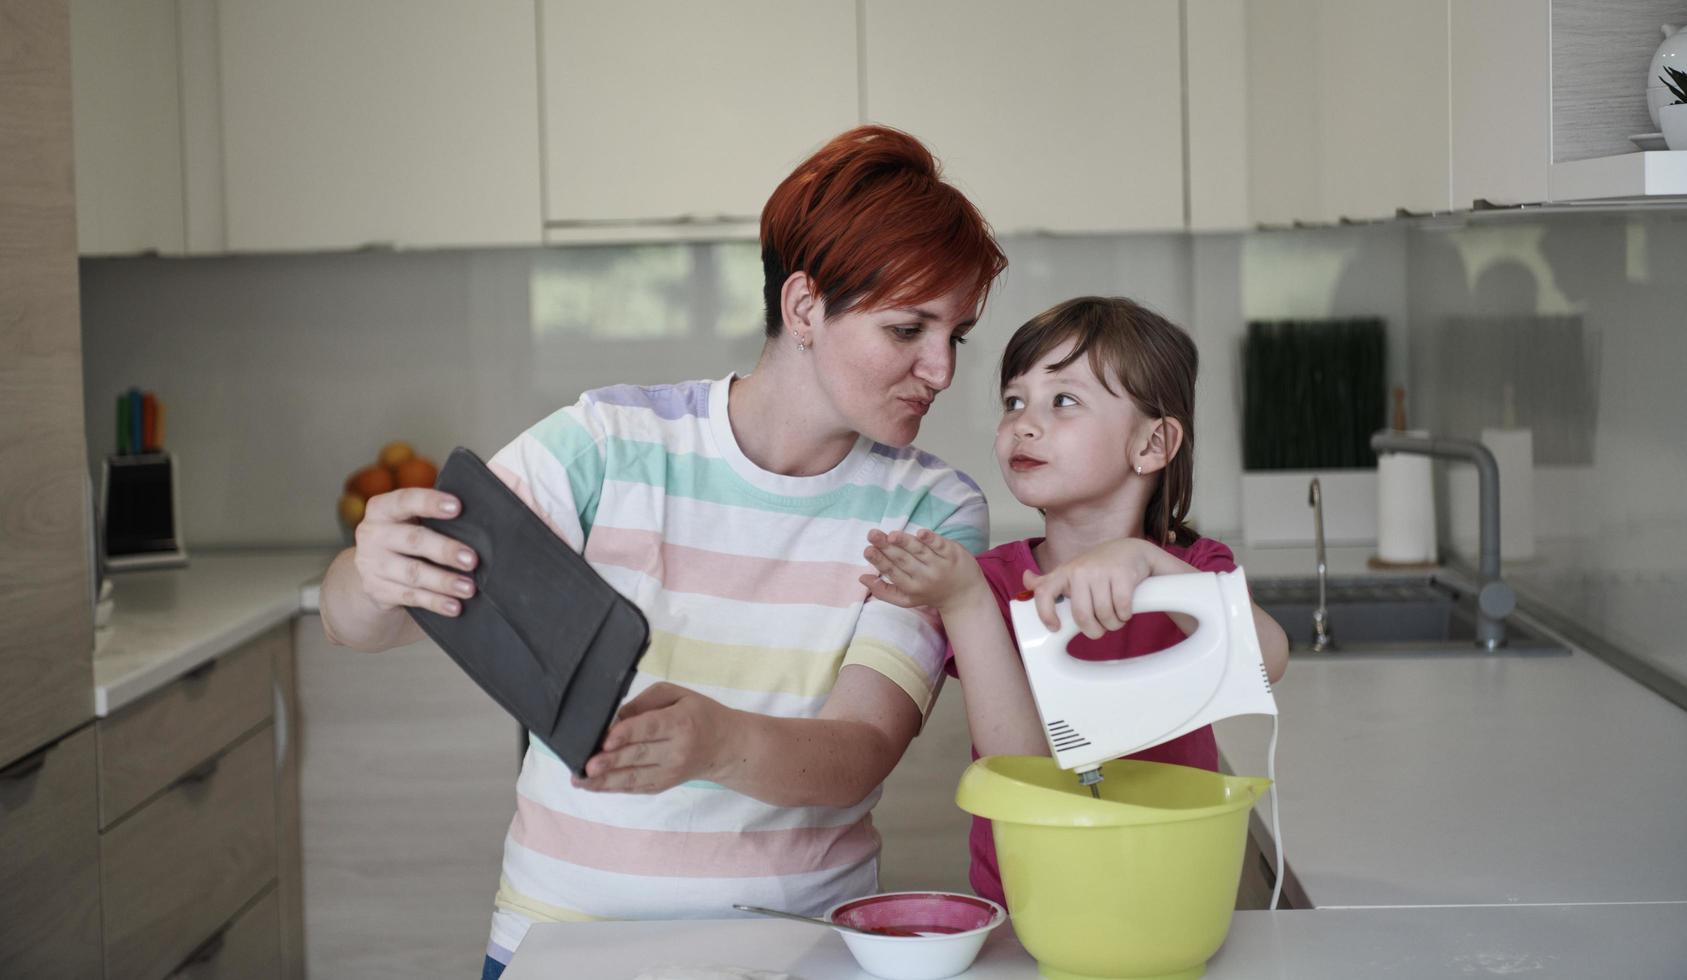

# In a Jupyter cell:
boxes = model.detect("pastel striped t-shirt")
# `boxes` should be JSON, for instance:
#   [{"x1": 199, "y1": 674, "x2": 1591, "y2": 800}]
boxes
[{"x1": 481, "y1": 374, "x2": 989, "y2": 964}]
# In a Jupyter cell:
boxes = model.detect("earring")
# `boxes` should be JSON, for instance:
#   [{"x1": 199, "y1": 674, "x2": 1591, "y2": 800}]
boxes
[
  {"x1": 796, "y1": 337, "x2": 808, "y2": 352},
  {"x1": 1135, "y1": 464, "x2": 1143, "y2": 475}
]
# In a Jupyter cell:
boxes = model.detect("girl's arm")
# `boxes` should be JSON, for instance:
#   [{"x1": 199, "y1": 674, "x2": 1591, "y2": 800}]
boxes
[
  {"x1": 862, "y1": 529, "x2": 1048, "y2": 758},
  {"x1": 934, "y1": 585, "x2": 1049, "y2": 757},
  {"x1": 1024, "y1": 538, "x2": 1289, "y2": 684}
]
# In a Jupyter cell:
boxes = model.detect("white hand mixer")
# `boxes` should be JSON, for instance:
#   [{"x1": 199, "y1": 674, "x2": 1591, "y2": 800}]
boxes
[{"x1": 1009, "y1": 566, "x2": 1286, "y2": 908}]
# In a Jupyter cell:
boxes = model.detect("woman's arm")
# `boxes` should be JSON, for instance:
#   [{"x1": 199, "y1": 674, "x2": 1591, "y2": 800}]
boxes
[
  {"x1": 569, "y1": 668, "x2": 921, "y2": 808},
  {"x1": 319, "y1": 487, "x2": 478, "y2": 651}
]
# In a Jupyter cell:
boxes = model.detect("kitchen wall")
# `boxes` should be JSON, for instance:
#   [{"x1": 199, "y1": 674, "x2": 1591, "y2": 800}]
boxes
[
  {"x1": 81, "y1": 212, "x2": 1687, "y2": 685},
  {"x1": 79, "y1": 233, "x2": 1259, "y2": 550},
  {"x1": 1239, "y1": 210, "x2": 1687, "y2": 688}
]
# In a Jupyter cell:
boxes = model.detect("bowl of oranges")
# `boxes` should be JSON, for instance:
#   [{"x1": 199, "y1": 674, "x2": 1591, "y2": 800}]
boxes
[{"x1": 338, "y1": 441, "x2": 439, "y2": 544}]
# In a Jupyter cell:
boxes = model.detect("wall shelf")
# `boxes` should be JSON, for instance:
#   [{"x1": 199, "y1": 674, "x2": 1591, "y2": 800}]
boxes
[{"x1": 1551, "y1": 151, "x2": 1687, "y2": 203}]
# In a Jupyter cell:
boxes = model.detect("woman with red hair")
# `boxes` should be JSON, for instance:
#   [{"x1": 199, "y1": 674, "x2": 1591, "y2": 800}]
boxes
[{"x1": 318, "y1": 126, "x2": 1006, "y2": 976}]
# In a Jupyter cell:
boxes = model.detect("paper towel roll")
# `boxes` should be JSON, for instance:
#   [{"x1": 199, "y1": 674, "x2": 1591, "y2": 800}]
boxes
[
  {"x1": 1481, "y1": 427, "x2": 1535, "y2": 561},
  {"x1": 1376, "y1": 451, "x2": 1436, "y2": 564}
]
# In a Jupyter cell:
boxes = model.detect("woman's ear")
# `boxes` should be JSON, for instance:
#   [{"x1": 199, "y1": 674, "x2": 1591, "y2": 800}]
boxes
[
  {"x1": 778, "y1": 272, "x2": 821, "y2": 348},
  {"x1": 1137, "y1": 418, "x2": 1185, "y2": 473}
]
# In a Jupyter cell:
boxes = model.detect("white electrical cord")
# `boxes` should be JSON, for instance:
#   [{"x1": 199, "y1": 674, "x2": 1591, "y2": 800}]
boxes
[{"x1": 1267, "y1": 714, "x2": 1285, "y2": 910}]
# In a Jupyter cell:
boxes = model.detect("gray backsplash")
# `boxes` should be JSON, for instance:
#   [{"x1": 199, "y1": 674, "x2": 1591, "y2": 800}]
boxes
[
  {"x1": 79, "y1": 233, "x2": 1239, "y2": 550},
  {"x1": 80, "y1": 214, "x2": 1687, "y2": 685},
  {"x1": 78, "y1": 214, "x2": 1687, "y2": 551}
]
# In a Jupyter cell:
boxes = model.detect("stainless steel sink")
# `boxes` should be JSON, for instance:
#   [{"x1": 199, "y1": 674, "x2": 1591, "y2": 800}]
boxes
[{"x1": 1252, "y1": 577, "x2": 1567, "y2": 655}]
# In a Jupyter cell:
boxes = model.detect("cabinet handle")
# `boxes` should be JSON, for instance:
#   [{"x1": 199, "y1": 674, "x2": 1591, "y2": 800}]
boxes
[
  {"x1": 175, "y1": 927, "x2": 227, "y2": 971},
  {"x1": 0, "y1": 746, "x2": 48, "y2": 782},
  {"x1": 176, "y1": 756, "x2": 220, "y2": 786},
  {"x1": 183, "y1": 659, "x2": 217, "y2": 682}
]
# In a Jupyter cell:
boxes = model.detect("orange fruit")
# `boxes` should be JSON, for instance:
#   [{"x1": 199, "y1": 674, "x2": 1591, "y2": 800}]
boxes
[
  {"x1": 394, "y1": 456, "x2": 438, "y2": 489},
  {"x1": 378, "y1": 440, "x2": 415, "y2": 469},
  {"x1": 337, "y1": 492, "x2": 366, "y2": 528},
  {"x1": 347, "y1": 464, "x2": 396, "y2": 501}
]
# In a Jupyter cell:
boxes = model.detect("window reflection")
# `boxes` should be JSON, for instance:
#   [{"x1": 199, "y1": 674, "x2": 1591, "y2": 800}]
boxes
[{"x1": 529, "y1": 241, "x2": 763, "y2": 341}]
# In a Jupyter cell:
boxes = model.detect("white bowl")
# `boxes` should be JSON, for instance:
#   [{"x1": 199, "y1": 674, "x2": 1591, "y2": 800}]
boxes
[{"x1": 825, "y1": 891, "x2": 1006, "y2": 980}]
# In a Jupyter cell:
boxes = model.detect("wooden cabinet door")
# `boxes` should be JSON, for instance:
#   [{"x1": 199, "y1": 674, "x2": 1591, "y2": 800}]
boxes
[
  {"x1": 217, "y1": 0, "x2": 543, "y2": 251},
  {"x1": 0, "y1": 727, "x2": 102, "y2": 980},
  {"x1": 101, "y1": 726, "x2": 277, "y2": 980},
  {"x1": 864, "y1": 0, "x2": 1185, "y2": 234},
  {"x1": 539, "y1": 0, "x2": 859, "y2": 227},
  {"x1": 295, "y1": 616, "x2": 515, "y2": 979},
  {"x1": 0, "y1": 0, "x2": 94, "y2": 768},
  {"x1": 68, "y1": 0, "x2": 186, "y2": 255}
]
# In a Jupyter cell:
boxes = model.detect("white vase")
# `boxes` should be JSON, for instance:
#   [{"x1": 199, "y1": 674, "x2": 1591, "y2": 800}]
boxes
[
  {"x1": 1663, "y1": 103, "x2": 1687, "y2": 151},
  {"x1": 1648, "y1": 24, "x2": 1687, "y2": 129}
]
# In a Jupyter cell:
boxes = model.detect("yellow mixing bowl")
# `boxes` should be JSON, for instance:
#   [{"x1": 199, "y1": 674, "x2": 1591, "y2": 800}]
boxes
[{"x1": 954, "y1": 756, "x2": 1269, "y2": 980}]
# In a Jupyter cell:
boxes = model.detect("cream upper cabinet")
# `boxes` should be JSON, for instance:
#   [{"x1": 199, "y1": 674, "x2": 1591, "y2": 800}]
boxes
[
  {"x1": 217, "y1": 0, "x2": 543, "y2": 251},
  {"x1": 69, "y1": 0, "x2": 185, "y2": 255},
  {"x1": 540, "y1": 0, "x2": 859, "y2": 229},
  {"x1": 1247, "y1": 0, "x2": 1451, "y2": 225},
  {"x1": 1316, "y1": 0, "x2": 1450, "y2": 221},
  {"x1": 1244, "y1": 0, "x2": 1325, "y2": 226},
  {"x1": 862, "y1": 0, "x2": 1184, "y2": 235},
  {"x1": 1451, "y1": 0, "x2": 1551, "y2": 209}
]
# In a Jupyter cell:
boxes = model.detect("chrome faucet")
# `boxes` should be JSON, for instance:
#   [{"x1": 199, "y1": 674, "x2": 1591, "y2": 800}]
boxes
[
  {"x1": 1370, "y1": 431, "x2": 1517, "y2": 650},
  {"x1": 1308, "y1": 477, "x2": 1334, "y2": 652}
]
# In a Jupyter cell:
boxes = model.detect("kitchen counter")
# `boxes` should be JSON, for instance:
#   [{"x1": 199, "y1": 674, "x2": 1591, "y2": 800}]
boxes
[
  {"x1": 503, "y1": 903, "x2": 1687, "y2": 979},
  {"x1": 93, "y1": 548, "x2": 336, "y2": 714},
  {"x1": 1215, "y1": 629, "x2": 1687, "y2": 908}
]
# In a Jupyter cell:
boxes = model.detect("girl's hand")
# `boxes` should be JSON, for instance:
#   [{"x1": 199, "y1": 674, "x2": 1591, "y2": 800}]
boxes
[
  {"x1": 1024, "y1": 538, "x2": 1178, "y2": 639},
  {"x1": 572, "y1": 682, "x2": 734, "y2": 794},
  {"x1": 352, "y1": 488, "x2": 479, "y2": 617},
  {"x1": 859, "y1": 528, "x2": 986, "y2": 613}
]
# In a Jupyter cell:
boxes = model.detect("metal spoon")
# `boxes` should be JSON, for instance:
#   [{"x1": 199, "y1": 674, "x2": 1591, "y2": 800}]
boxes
[{"x1": 732, "y1": 904, "x2": 942, "y2": 938}]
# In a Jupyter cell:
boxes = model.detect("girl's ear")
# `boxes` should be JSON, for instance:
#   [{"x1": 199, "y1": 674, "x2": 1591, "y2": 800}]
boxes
[
  {"x1": 779, "y1": 272, "x2": 821, "y2": 347},
  {"x1": 1138, "y1": 418, "x2": 1185, "y2": 473}
]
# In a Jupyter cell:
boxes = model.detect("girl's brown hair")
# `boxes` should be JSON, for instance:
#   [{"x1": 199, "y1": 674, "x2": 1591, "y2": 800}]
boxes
[{"x1": 1000, "y1": 296, "x2": 1200, "y2": 546}]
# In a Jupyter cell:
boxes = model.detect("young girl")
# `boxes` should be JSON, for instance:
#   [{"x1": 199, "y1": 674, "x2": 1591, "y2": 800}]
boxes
[{"x1": 859, "y1": 295, "x2": 1290, "y2": 906}]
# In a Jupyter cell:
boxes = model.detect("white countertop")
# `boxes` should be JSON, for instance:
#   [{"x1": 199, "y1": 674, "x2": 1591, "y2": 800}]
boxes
[
  {"x1": 1215, "y1": 635, "x2": 1687, "y2": 908},
  {"x1": 503, "y1": 904, "x2": 1687, "y2": 979},
  {"x1": 92, "y1": 548, "x2": 336, "y2": 715}
]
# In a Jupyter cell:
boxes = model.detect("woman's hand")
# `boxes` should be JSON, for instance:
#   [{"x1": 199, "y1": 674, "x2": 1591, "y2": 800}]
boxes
[
  {"x1": 573, "y1": 682, "x2": 736, "y2": 794},
  {"x1": 859, "y1": 528, "x2": 986, "y2": 613},
  {"x1": 1024, "y1": 538, "x2": 1190, "y2": 639},
  {"x1": 351, "y1": 488, "x2": 479, "y2": 617}
]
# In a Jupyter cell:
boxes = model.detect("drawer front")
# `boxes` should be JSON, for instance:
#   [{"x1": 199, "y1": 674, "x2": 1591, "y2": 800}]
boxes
[
  {"x1": 170, "y1": 887, "x2": 281, "y2": 980},
  {"x1": 0, "y1": 726, "x2": 103, "y2": 980},
  {"x1": 99, "y1": 625, "x2": 279, "y2": 826},
  {"x1": 102, "y1": 725, "x2": 278, "y2": 980}
]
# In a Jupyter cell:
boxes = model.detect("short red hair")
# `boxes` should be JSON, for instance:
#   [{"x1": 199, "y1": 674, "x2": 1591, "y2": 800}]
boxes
[{"x1": 760, "y1": 126, "x2": 1007, "y2": 338}]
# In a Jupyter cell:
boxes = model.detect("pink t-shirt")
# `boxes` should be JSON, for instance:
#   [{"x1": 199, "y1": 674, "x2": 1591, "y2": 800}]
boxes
[{"x1": 946, "y1": 534, "x2": 1239, "y2": 906}]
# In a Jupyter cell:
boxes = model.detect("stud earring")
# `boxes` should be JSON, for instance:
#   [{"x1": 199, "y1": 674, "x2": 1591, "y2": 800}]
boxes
[{"x1": 1135, "y1": 464, "x2": 1143, "y2": 475}]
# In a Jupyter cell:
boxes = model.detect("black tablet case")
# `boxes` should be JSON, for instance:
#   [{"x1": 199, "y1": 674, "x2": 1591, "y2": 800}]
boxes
[{"x1": 408, "y1": 447, "x2": 648, "y2": 773}]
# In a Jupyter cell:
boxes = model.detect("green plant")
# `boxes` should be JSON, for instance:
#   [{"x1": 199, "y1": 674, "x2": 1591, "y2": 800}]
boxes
[{"x1": 1662, "y1": 65, "x2": 1687, "y2": 106}]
